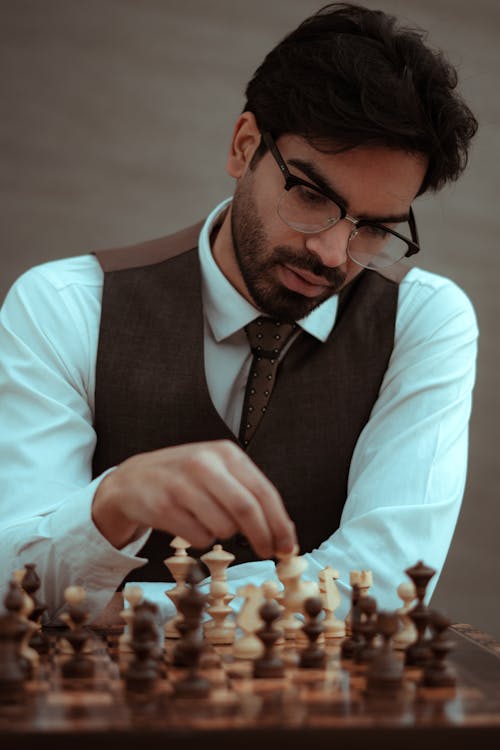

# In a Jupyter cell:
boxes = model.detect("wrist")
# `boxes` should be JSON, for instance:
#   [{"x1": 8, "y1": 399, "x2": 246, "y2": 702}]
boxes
[{"x1": 92, "y1": 472, "x2": 143, "y2": 549}]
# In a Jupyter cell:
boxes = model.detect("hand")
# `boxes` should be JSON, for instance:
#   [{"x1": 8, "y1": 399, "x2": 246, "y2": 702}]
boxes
[{"x1": 91, "y1": 439, "x2": 296, "y2": 559}]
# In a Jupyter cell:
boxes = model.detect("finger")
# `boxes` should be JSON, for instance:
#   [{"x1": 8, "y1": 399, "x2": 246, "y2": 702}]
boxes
[
  {"x1": 221, "y1": 444, "x2": 297, "y2": 555},
  {"x1": 193, "y1": 452, "x2": 276, "y2": 558},
  {"x1": 154, "y1": 501, "x2": 215, "y2": 550},
  {"x1": 180, "y1": 488, "x2": 238, "y2": 541}
]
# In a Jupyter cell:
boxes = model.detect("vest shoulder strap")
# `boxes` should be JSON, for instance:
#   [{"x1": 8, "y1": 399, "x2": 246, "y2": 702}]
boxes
[{"x1": 94, "y1": 220, "x2": 205, "y2": 272}]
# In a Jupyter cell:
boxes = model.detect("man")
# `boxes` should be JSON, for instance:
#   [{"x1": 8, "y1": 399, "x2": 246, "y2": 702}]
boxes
[{"x1": 0, "y1": 3, "x2": 478, "y2": 623}]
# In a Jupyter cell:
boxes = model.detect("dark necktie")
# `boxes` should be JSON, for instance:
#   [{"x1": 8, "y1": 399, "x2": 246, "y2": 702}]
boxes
[{"x1": 239, "y1": 317, "x2": 297, "y2": 448}]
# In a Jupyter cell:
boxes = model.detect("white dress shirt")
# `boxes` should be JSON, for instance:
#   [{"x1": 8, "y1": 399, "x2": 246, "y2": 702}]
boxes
[{"x1": 0, "y1": 199, "x2": 478, "y2": 622}]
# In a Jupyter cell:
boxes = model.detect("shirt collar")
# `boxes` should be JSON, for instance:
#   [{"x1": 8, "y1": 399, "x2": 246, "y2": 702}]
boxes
[{"x1": 198, "y1": 198, "x2": 338, "y2": 343}]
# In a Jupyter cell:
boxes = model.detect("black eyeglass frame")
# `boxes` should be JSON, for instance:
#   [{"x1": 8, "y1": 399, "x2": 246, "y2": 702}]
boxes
[{"x1": 262, "y1": 132, "x2": 420, "y2": 262}]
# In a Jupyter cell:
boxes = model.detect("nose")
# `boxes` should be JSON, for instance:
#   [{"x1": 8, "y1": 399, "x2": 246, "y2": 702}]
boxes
[{"x1": 303, "y1": 220, "x2": 353, "y2": 268}]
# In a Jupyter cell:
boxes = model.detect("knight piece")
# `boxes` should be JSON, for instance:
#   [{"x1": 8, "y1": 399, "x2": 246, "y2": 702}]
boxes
[{"x1": 275, "y1": 545, "x2": 318, "y2": 640}]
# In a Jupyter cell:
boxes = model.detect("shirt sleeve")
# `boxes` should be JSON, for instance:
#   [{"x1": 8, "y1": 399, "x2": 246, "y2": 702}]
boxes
[
  {"x1": 0, "y1": 258, "x2": 150, "y2": 623},
  {"x1": 302, "y1": 269, "x2": 479, "y2": 615}
]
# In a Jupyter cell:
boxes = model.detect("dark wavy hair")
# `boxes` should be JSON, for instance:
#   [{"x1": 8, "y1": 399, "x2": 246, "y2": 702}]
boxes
[{"x1": 244, "y1": 3, "x2": 478, "y2": 193}]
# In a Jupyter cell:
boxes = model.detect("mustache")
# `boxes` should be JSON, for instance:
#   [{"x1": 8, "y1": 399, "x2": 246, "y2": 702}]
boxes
[{"x1": 272, "y1": 246, "x2": 346, "y2": 286}]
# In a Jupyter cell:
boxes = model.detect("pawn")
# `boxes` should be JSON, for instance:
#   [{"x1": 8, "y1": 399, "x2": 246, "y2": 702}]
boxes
[
  {"x1": 355, "y1": 595, "x2": 379, "y2": 665},
  {"x1": 124, "y1": 602, "x2": 161, "y2": 693},
  {"x1": 422, "y1": 610, "x2": 456, "y2": 688},
  {"x1": 60, "y1": 586, "x2": 94, "y2": 679},
  {"x1": 20, "y1": 563, "x2": 50, "y2": 654},
  {"x1": 393, "y1": 582, "x2": 417, "y2": 651},
  {"x1": 0, "y1": 581, "x2": 30, "y2": 701},
  {"x1": 253, "y1": 598, "x2": 284, "y2": 678},
  {"x1": 365, "y1": 611, "x2": 404, "y2": 698},
  {"x1": 299, "y1": 596, "x2": 326, "y2": 669},
  {"x1": 340, "y1": 583, "x2": 363, "y2": 659},
  {"x1": 172, "y1": 563, "x2": 211, "y2": 699}
]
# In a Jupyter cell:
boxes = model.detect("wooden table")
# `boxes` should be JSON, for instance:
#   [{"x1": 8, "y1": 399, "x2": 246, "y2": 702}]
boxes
[{"x1": 1, "y1": 623, "x2": 499, "y2": 750}]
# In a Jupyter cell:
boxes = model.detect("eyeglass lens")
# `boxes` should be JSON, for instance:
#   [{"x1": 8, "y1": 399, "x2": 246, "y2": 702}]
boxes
[{"x1": 278, "y1": 184, "x2": 409, "y2": 269}]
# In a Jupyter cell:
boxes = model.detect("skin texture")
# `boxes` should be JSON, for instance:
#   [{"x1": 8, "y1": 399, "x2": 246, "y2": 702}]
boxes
[{"x1": 92, "y1": 112, "x2": 427, "y2": 558}]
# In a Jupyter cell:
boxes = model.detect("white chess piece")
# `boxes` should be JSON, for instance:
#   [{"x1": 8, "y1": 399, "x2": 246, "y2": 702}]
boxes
[
  {"x1": 201, "y1": 544, "x2": 236, "y2": 644},
  {"x1": 275, "y1": 545, "x2": 318, "y2": 640},
  {"x1": 233, "y1": 584, "x2": 265, "y2": 659},
  {"x1": 163, "y1": 537, "x2": 195, "y2": 639},
  {"x1": 319, "y1": 566, "x2": 345, "y2": 638},
  {"x1": 393, "y1": 581, "x2": 417, "y2": 650},
  {"x1": 119, "y1": 584, "x2": 144, "y2": 653}
]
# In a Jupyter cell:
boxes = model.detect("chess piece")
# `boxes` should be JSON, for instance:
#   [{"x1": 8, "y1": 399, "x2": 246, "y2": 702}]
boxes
[
  {"x1": 119, "y1": 585, "x2": 144, "y2": 653},
  {"x1": 365, "y1": 611, "x2": 404, "y2": 697},
  {"x1": 0, "y1": 582, "x2": 27, "y2": 702},
  {"x1": 11, "y1": 570, "x2": 39, "y2": 676},
  {"x1": 60, "y1": 586, "x2": 95, "y2": 678},
  {"x1": 404, "y1": 561, "x2": 436, "y2": 667},
  {"x1": 276, "y1": 545, "x2": 318, "y2": 639},
  {"x1": 172, "y1": 563, "x2": 211, "y2": 698},
  {"x1": 319, "y1": 566, "x2": 345, "y2": 639},
  {"x1": 201, "y1": 544, "x2": 236, "y2": 644},
  {"x1": 393, "y1": 581, "x2": 417, "y2": 650},
  {"x1": 422, "y1": 610, "x2": 456, "y2": 687},
  {"x1": 124, "y1": 602, "x2": 161, "y2": 693},
  {"x1": 233, "y1": 583, "x2": 265, "y2": 660},
  {"x1": 340, "y1": 583, "x2": 363, "y2": 659},
  {"x1": 253, "y1": 597, "x2": 284, "y2": 678},
  {"x1": 163, "y1": 537, "x2": 195, "y2": 639},
  {"x1": 355, "y1": 595, "x2": 379, "y2": 665},
  {"x1": 345, "y1": 570, "x2": 372, "y2": 635},
  {"x1": 299, "y1": 596, "x2": 326, "y2": 669},
  {"x1": 20, "y1": 563, "x2": 50, "y2": 654}
]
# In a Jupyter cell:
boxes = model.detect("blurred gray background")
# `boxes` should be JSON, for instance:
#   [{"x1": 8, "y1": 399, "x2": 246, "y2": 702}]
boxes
[{"x1": 1, "y1": 1, "x2": 498, "y2": 635}]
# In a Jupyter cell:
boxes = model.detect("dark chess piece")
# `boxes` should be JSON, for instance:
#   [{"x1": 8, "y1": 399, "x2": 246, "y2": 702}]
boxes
[
  {"x1": 422, "y1": 610, "x2": 456, "y2": 687},
  {"x1": 124, "y1": 603, "x2": 161, "y2": 693},
  {"x1": 340, "y1": 583, "x2": 363, "y2": 659},
  {"x1": 299, "y1": 596, "x2": 326, "y2": 669},
  {"x1": 60, "y1": 587, "x2": 95, "y2": 679},
  {"x1": 0, "y1": 582, "x2": 29, "y2": 702},
  {"x1": 173, "y1": 562, "x2": 211, "y2": 698},
  {"x1": 404, "y1": 560, "x2": 436, "y2": 667},
  {"x1": 253, "y1": 597, "x2": 285, "y2": 678},
  {"x1": 365, "y1": 610, "x2": 404, "y2": 698},
  {"x1": 355, "y1": 595, "x2": 379, "y2": 665},
  {"x1": 21, "y1": 563, "x2": 50, "y2": 654}
]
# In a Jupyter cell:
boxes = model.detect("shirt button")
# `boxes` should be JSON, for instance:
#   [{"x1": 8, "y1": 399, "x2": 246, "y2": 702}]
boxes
[{"x1": 234, "y1": 533, "x2": 250, "y2": 547}]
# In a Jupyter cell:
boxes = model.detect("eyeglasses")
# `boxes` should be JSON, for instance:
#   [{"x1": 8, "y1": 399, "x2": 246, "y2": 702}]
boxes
[{"x1": 262, "y1": 132, "x2": 420, "y2": 270}]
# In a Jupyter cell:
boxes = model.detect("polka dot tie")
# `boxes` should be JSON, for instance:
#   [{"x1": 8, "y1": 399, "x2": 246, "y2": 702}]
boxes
[{"x1": 239, "y1": 317, "x2": 297, "y2": 448}]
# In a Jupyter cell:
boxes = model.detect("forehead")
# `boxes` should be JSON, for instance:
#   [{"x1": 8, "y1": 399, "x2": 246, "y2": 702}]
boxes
[{"x1": 275, "y1": 134, "x2": 428, "y2": 215}]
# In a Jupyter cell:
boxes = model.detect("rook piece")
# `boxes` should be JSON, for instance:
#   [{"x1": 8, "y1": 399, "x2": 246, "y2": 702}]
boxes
[
  {"x1": 299, "y1": 596, "x2": 326, "y2": 669},
  {"x1": 345, "y1": 570, "x2": 372, "y2": 635}
]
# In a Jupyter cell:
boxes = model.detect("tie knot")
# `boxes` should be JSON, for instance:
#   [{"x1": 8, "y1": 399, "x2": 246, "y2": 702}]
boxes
[{"x1": 244, "y1": 317, "x2": 297, "y2": 359}]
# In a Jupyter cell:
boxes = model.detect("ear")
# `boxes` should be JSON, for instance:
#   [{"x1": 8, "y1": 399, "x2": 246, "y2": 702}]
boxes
[{"x1": 226, "y1": 112, "x2": 262, "y2": 179}]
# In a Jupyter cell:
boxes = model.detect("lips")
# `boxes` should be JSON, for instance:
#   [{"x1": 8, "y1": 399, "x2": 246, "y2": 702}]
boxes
[{"x1": 279, "y1": 264, "x2": 332, "y2": 297}]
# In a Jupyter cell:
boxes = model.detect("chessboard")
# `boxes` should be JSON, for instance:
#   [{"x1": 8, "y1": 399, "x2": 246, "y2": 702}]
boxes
[{"x1": 1, "y1": 621, "x2": 500, "y2": 750}]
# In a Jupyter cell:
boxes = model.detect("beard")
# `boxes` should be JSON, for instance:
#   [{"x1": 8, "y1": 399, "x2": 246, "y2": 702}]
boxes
[{"x1": 230, "y1": 179, "x2": 346, "y2": 322}]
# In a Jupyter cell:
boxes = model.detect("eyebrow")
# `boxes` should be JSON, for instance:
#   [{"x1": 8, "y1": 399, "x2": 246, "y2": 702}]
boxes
[{"x1": 287, "y1": 157, "x2": 410, "y2": 224}]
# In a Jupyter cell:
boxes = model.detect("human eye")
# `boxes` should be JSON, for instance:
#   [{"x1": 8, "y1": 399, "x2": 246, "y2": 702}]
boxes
[{"x1": 295, "y1": 185, "x2": 330, "y2": 206}]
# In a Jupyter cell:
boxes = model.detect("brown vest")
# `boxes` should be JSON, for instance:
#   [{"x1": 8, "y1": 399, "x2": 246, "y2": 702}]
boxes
[{"x1": 93, "y1": 222, "x2": 405, "y2": 582}]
